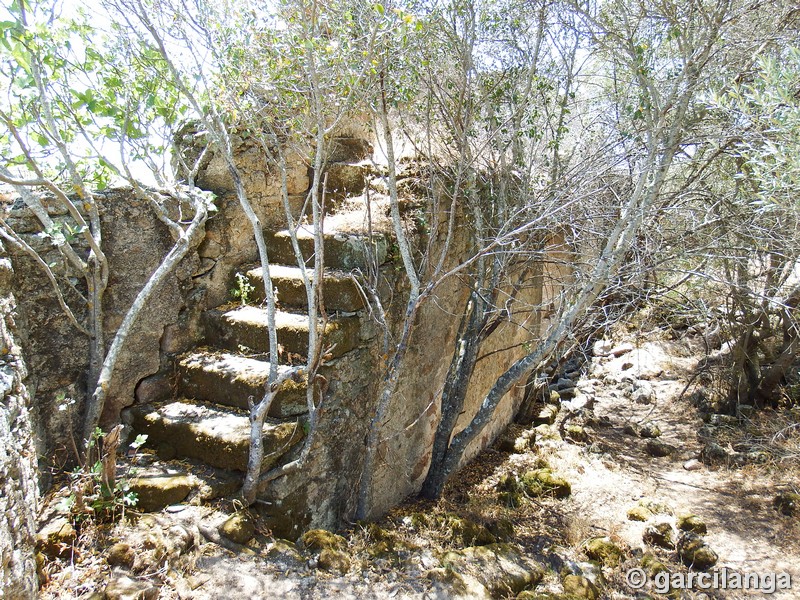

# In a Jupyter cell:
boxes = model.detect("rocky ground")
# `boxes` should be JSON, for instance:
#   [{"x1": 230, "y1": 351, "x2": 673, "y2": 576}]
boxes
[{"x1": 37, "y1": 323, "x2": 800, "y2": 599}]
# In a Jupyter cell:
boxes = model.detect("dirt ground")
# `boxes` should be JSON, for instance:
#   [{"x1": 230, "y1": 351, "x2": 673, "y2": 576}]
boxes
[
  {"x1": 544, "y1": 330, "x2": 800, "y2": 599},
  {"x1": 39, "y1": 328, "x2": 800, "y2": 599}
]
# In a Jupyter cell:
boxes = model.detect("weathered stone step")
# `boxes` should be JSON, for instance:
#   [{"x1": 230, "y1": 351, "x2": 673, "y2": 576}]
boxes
[
  {"x1": 176, "y1": 350, "x2": 308, "y2": 417},
  {"x1": 247, "y1": 265, "x2": 365, "y2": 313},
  {"x1": 264, "y1": 227, "x2": 388, "y2": 271},
  {"x1": 322, "y1": 162, "x2": 370, "y2": 198},
  {"x1": 126, "y1": 400, "x2": 304, "y2": 472},
  {"x1": 203, "y1": 305, "x2": 360, "y2": 359},
  {"x1": 117, "y1": 453, "x2": 241, "y2": 511}
]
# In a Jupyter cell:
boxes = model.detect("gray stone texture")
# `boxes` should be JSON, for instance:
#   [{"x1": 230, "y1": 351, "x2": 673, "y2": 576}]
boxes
[{"x1": 0, "y1": 251, "x2": 39, "y2": 599}]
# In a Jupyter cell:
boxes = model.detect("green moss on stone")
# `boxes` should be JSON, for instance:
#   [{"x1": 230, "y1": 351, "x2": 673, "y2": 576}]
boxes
[
  {"x1": 521, "y1": 469, "x2": 571, "y2": 499},
  {"x1": 584, "y1": 536, "x2": 624, "y2": 567},
  {"x1": 562, "y1": 574, "x2": 600, "y2": 600},
  {"x1": 301, "y1": 528, "x2": 347, "y2": 552}
]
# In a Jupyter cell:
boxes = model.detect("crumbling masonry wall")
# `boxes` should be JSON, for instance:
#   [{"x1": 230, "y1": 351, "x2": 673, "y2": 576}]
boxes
[
  {"x1": 0, "y1": 249, "x2": 39, "y2": 599},
  {"x1": 5, "y1": 190, "x2": 204, "y2": 472},
  {"x1": 5, "y1": 127, "x2": 560, "y2": 530}
]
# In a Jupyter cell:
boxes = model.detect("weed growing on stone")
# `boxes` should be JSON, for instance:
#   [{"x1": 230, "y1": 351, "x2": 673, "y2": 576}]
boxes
[
  {"x1": 58, "y1": 428, "x2": 147, "y2": 525},
  {"x1": 230, "y1": 273, "x2": 255, "y2": 306}
]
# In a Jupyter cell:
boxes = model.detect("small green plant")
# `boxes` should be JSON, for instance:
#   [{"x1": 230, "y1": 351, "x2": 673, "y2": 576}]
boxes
[
  {"x1": 58, "y1": 427, "x2": 147, "y2": 523},
  {"x1": 231, "y1": 272, "x2": 255, "y2": 305}
]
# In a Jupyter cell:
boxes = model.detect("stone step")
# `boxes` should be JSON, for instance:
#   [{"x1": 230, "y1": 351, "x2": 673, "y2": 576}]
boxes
[
  {"x1": 203, "y1": 305, "x2": 361, "y2": 359},
  {"x1": 264, "y1": 226, "x2": 388, "y2": 271},
  {"x1": 176, "y1": 350, "x2": 308, "y2": 418},
  {"x1": 126, "y1": 400, "x2": 304, "y2": 472},
  {"x1": 117, "y1": 453, "x2": 242, "y2": 512},
  {"x1": 322, "y1": 162, "x2": 369, "y2": 198},
  {"x1": 247, "y1": 265, "x2": 365, "y2": 313}
]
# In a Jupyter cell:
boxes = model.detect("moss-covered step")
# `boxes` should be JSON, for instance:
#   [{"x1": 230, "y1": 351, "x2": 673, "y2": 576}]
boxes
[
  {"x1": 117, "y1": 454, "x2": 242, "y2": 511},
  {"x1": 264, "y1": 227, "x2": 388, "y2": 271},
  {"x1": 247, "y1": 265, "x2": 365, "y2": 312},
  {"x1": 176, "y1": 350, "x2": 307, "y2": 417},
  {"x1": 203, "y1": 306, "x2": 360, "y2": 358},
  {"x1": 126, "y1": 399, "x2": 304, "y2": 472}
]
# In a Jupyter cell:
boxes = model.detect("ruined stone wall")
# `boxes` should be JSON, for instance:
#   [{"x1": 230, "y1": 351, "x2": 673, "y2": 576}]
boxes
[
  {"x1": 0, "y1": 249, "x2": 39, "y2": 599},
  {"x1": 365, "y1": 239, "x2": 553, "y2": 518},
  {"x1": 5, "y1": 125, "x2": 561, "y2": 532},
  {"x1": 6, "y1": 189, "x2": 204, "y2": 469},
  {"x1": 5, "y1": 197, "x2": 89, "y2": 474},
  {"x1": 99, "y1": 191, "x2": 206, "y2": 425},
  {"x1": 191, "y1": 138, "x2": 561, "y2": 523},
  {"x1": 366, "y1": 261, "x2": 470, "y2": 518},
  {"x1": 259, "y1": 338, "x2": 385, "y2": 537},
  {"x1": 175, "y1": 128, "x2": 313, "y2": 309}
]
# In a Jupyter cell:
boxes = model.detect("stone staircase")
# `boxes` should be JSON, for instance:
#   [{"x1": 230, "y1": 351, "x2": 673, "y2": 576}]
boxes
[{"x1": 122, "y1": 140, "x2": 391, "y2": 511}]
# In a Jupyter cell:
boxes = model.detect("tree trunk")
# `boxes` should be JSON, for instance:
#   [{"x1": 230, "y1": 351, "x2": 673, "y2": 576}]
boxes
[
  {"x1": 83, "y1": 201, "x2": 207, "y2": 442},
  {"x1": 420, "y1": 290, "x2": 486, "y2": 498}
]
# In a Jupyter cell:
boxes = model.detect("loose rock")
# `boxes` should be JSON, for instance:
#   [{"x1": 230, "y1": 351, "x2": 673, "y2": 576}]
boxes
[
  {"x1": 683, "y1": 458, "x2": 703, "y2": 471},
  {"x1": 774, "y1": 492, "x2": 800, "y2": 517},
  {"x1": 677, "y1": 533, "x2": 718, "y2": 570},
  {"x1": 562, "y1": 574, "x2": 600, "y2": 600},
  {"x1": 521, "y1": 469, "x2": 571, "y2": 499},
  {"x1": 36, "y1": 517, "x2": 76, "y2": 559},
  {"x1": 558, "y1": 387, "x2": 577, "y2": 400},
  {"x1": 317, "y1": 548, "x2": 351, "y2": 574},
  {"x1": 104, "y1": 574, "x2": 159, "y2": 600},
  {"x1": 106, "y1": 543, "x2": 136, "y2": 569},
  {"x1": 557, "y1": 378, "x2": 577, "y2": 390},
  {"x1": 626, "y1": 505, "x2": 652, "y2": 522},
  {"x1": 584, "y1": 537, "x2": 624, "y2": 567},
  {"x1": 700, "y1": 442, "x2": 730, "y2": 464},
  {"x1": 534, "y1": 405, "x2": 559, "y2": 426},
  {"x1": 486, "y1": 519, "x2": 516, "y2": 542},
  {"x1": 495, "y1": 473, "x2": 523, "y2": 508},
  {"x1": 129, "y1": 474, "x2": 194, "y2": 512},
  {"x1": 643, "y1": 522, "x2": 674, "y2": 549},
  {"x1": 610, "y1": 343, "x2": 634, "y2": 357},
  {"x1": 677, "y1": 514, "x2": 708, "y2": 535},
  {"x1": 638, "y1": 499, "x2": 673, "y2": 516},
  {"x1": 219, "y1": 512, "x2": 255, "y2": 545},
  {"x1": 641, "y1": 552, "x2": 668, "y2": 576},
  {"x1": 441, "y1": 544, "x2": 544, "y2": 598},
  {"x1": 426, "y1": 568, "x2": 492, "y2": 600},
  {"x1": 638, "y1": 423, "x2": 661, "y2": 438},
  {"x1": 565, "y1": 424, "x2": 589, "y2": 443},
  {"x1": 645, "y1": 439, "x2": 675, "y2": 458},
  {"x1": 632, "y1": 381, "x2": 655, "y2": 405},
  {"x1": 622, "y1": 423, "x2": 638, "y2": 436},
  {"x1": 300, "y1": 529, "x2": 347, "y2": 552},
  {"x1": 442, "y1": 514, "x2": 496, "y2": 547},
  {"x1": 707, "y1": 414, "x2": 738, "y2": 427},
  {"x1": 266, "y1": 539, "x2": 305, "y2": 568}
]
